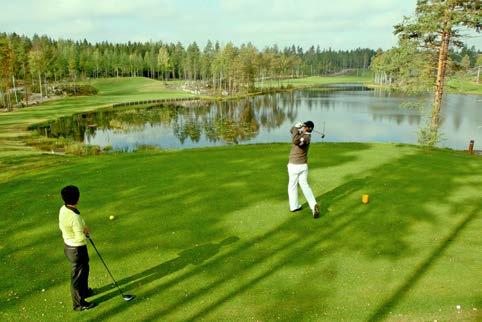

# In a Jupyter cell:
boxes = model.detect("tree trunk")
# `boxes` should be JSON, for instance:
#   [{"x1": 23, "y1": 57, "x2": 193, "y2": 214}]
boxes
[
  {"x1": 25, "y1": 83, "x2": 29, "y2": 107},
  {"x1": 0, "y1": 89, "x2": 4, "y2": 108},
  {"x1": 38, "y1": 72, "x2": 43, "y2": 100},
  {"x1": 431, "y1": 23, "x2": 451, "y2": 132},
  {"x1": 44, "y1": 77, "x2": 48, "y2": 98},
  {"x1": 73, "y1": 74, "x2": 77, "y2": 96},
  {"x1": 12, "y1": 75, "x2": 18, "y2": 105}
]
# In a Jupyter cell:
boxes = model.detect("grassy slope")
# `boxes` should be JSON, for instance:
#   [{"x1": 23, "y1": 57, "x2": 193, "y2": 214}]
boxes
[
  {"x1": 446, "y1": 77, "x2": 482, "y2": 95},
  {"x1": 0, "y1": 143, "x2": 481, "y2": 321},
  {"x1": 262, "y1": 74, "x2": 482, "y2": 95},
  {"x1": 256, "y1": 75, "x2": 372, "y2": 88}
]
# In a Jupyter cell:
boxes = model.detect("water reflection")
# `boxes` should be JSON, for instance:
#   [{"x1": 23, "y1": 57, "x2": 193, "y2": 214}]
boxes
[{"x1": 32, "y1": 86, "x2": 482, "y2": 151}]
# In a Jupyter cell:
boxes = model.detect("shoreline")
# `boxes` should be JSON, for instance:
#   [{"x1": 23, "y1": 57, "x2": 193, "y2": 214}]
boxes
[{"x1": 1, "y1": 76, "x2": 480, "y2": 158}]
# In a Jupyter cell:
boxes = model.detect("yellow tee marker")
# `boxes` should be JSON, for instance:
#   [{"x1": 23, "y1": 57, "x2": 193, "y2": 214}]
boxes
[{"x1": 362, "y1": 194, "x2": 369, "y2": 204}]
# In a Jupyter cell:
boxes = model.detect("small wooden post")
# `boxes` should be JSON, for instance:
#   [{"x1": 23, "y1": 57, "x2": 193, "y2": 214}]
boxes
[{"x1": 468, "y1": 140, "x2": 474, "y2": 154}]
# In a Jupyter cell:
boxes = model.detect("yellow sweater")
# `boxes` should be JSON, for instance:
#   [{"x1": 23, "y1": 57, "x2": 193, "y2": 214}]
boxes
[{"x1": 59, "y1": 205, "x2": 87, "y2": 246}]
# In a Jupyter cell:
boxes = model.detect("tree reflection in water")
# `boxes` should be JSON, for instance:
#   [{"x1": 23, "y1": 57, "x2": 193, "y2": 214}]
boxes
[
  {"x1": 31, "y1": 85, "x2": 478, "y2": 150},
  {"x1": 32, "y1": 93, "x2": 294, "y2": 147}
]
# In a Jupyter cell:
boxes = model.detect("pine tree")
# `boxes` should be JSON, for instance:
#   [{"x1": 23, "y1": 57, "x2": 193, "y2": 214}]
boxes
[{"x1": 394, "y1": 0, "x2": 481, "y2": 143}]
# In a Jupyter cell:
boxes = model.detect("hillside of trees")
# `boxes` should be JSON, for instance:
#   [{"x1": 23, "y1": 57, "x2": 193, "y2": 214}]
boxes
[
  {"x1": 0, "y1": 32, "x2": 375, "y2": 109},
  {"x1": 370, "y1": 43, "x2": 481, "y2": 91}
]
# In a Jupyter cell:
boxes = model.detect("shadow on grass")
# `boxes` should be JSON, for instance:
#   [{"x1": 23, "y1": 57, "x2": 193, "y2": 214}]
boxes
[
  {"x1": 92, "y1": 176, "x2": 369, "y2": 320},
  {"x1": 91, "y1": 236, "x2": 240, "y2": 305},
  {"x1": 367, "y1": 206, "x2": 481, "y2": 322},
  {"x1": 2, "y1": 143, "x2": 481, "y2": 320},
  {"x1": 1, "y1": 142, "x2": 369, "y2": 258},
  {"x1": 317, "y1": 177, "x2": 368, "y2": 216}
]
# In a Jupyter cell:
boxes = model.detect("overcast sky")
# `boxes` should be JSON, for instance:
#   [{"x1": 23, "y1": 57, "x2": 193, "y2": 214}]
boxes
[{"x1": 1, "y1": 0, "x2": 480, "y2": 50}]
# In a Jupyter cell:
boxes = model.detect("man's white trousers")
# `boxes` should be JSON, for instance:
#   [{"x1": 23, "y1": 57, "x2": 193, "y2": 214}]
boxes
[{"x1": 287, "y1": 163, "x2": 317, "y2": 211}]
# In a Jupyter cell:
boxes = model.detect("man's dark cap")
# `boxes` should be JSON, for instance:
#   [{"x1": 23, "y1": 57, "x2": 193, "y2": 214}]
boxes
[{"x1": 304, "y1": 121, "x2": 314, "y2": 129}]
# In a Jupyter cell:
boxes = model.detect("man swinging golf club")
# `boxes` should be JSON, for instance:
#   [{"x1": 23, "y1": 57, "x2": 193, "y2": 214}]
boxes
[{"x1": 288, "y1": 121, "x2": 320, "y2": 218}]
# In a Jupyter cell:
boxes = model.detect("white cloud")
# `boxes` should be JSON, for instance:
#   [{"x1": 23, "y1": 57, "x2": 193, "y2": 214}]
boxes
[
  {"x1": 1, "y1": 0, "x2": 175, "y2": 22},
  {"x1": 0, "y1": 0, "x2": 479, "y2": 50}
]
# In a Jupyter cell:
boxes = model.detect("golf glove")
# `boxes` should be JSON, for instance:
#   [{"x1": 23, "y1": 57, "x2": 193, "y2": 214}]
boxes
[{"x1": 295, "y1": 122, "x2": 304, "y2": 129}]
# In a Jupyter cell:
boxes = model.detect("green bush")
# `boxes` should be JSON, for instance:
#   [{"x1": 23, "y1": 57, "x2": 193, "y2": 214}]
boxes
[
  {"x1": 52, "y1": 84, "x2": 98, "y2": 96},
  {"x1": 135, "y1": 144, "x2": 160, "y2": 152},
  {"x1": 418, "y1": 125, "x2": 442, "y2": 147},
  {"x1": 64, "y1": 143, "x2": 101, "y2": 155},
  {"x1": 26, "y1": 132, "x2": 70, "y2": 151}
]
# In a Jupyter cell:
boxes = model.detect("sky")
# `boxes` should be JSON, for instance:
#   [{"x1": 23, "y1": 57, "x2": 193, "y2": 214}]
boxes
[{"x1": 1, "y1": 0, "x2": 480, "y2": 50}]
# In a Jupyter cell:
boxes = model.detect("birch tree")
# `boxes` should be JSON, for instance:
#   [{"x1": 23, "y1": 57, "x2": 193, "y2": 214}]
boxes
[
  {"x1": 28, "y1": 43, "x2": 47, "y2": 100},
  {"x1": 157, "y1": 45, "x2": 170, "y2": 80}
]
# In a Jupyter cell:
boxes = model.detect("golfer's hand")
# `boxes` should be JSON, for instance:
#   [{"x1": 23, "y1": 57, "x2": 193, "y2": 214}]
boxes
[
  {"x1": 295, "y1": 122, "x2": 304, "y2": 129},
  {"x1": 83, "y1": 226, "x2": 91, "y2": 236}
]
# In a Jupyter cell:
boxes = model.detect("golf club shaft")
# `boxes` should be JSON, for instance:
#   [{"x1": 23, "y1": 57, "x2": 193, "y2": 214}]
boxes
[{"x1": 87, "y1": 236, "x2": 125, "y2": 296}]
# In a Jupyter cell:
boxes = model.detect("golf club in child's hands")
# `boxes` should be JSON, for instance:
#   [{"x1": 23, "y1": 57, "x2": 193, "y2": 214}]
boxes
[{"x1": 87, "y1": 235, "x2": 135, "y2": 302}]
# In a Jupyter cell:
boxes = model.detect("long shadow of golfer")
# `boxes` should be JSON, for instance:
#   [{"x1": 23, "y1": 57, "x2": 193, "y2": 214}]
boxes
[
  {"x1": 91, "y1": 236, "x2": 240, "y2": 305},
  {"x1": 297, "y1": 177, "x2": 368, "y2": 218},
  {"x1": 317, "y1": 177, "x2": 368, "y2": 216}
]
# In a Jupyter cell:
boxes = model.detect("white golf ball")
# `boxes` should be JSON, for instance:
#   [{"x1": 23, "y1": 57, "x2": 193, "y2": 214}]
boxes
[
  {"x1": 109, "y1": 215, "x2": 115, "y2": 220},
  {"x1": 456, "y1": 305, "x2": 461, "y2": 310}
]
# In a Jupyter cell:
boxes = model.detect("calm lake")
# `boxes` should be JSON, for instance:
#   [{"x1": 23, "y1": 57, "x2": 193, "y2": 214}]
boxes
[{"x1": 35, "y1": 85, "x2": 482, "y2": 151}]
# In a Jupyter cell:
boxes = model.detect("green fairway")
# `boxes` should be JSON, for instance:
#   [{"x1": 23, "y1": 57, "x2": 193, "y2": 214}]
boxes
[
  {"x1": 446, "y1": 77, "x2": 482, "y2": 95},
  {"x1": 256, "y1": 75, "x2": 372, "y2": 88},
  {"x1": 1, "y1": 143, "x2": 480, "y2": 321}
]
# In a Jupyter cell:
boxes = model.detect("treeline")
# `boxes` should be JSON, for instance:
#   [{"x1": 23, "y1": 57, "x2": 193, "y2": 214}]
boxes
[
  {"x1": 0, "y1": 32, "x2": 375, "y2": 108},
  {"x1": 370, "y1": 42, "x2": 481, "y2": 90}
]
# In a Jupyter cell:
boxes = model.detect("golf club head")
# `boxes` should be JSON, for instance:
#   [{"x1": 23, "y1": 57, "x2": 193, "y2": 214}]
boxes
[{"x1": 122, "y1": 294, "x2": 135, "y2": 302}]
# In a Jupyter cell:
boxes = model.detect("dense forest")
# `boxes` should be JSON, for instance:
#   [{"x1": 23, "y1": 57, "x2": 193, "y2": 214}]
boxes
[
  {"x1": 0, "y1": 32, "x2": 375, "y2": 108},
  {"x1": 1, "y1": 32, "x2": 478, "y2": 110}
]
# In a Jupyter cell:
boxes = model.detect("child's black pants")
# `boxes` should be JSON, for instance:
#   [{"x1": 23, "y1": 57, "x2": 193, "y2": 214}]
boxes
[{"x1": 64, "y1": 244, "x2": 90, "y2": 308}]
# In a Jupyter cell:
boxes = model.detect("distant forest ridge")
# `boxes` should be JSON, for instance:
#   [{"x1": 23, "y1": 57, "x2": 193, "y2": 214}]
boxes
[
  {"x1": 1, "y1": 32, "x2": 374, "y2": 85},
  {"x1": 0, "y1": 32, "x2": 479, "y2": 102}
]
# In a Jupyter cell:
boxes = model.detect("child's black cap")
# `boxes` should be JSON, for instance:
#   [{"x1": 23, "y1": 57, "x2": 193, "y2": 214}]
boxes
[{"x1": 61, "y1": 185, "x2": 80, "y2": 205}]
